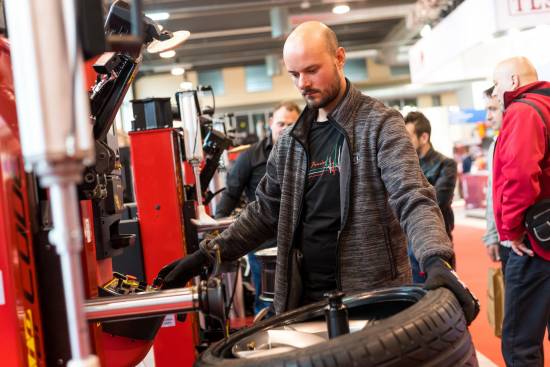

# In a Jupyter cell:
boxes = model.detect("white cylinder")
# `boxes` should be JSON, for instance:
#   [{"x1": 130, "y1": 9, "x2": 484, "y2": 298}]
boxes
[
  {"x1": 179, "y1": 90, "x2": 204, "y2": 161},
  {"x1": 4, "y1": 0, "x2": 94, "y2": 168}
]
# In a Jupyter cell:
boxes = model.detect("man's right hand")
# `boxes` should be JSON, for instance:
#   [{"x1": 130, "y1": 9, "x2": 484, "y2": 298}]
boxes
[
  {"x1": 486, "y1": 243, "x2": 500, "y2": 262},
  {"x1": 424, "y1": 257, "x2": 480, "y2": 325},
  {"x1": 155, "y1": 250, "x2": 209, "y2": 289}
]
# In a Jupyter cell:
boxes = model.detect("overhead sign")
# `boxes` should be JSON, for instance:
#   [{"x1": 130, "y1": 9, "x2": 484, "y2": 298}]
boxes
[
  {"x1": 497, "y1": 0, "x2": 550, "y2": 29},
  {"x1": 507, "y1": 0, "x2": 550, "y2": 15},
  {"x1": 410, "y1": 0, "x2": 550, "y2": 84}
]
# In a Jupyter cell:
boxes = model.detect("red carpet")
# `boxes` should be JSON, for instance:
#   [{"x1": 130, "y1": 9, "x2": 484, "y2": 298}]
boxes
[{"x1": 453, "y1": 224, "x2": 550, "y2": 366}]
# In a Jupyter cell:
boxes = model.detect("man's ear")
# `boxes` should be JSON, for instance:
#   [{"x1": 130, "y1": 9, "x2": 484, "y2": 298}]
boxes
[
  {"x1": 511, "y1": 74, "x2": 520, "y2": 90},
  {"x1": 336, "y1": 47, "x2": 346, "y2": 68},
  {"x1": 421, "y1": 132, "x2": 430, "y2": 145}
]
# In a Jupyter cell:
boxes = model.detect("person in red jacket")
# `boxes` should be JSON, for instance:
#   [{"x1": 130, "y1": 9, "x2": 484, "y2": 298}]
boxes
[{"x1": 492, "y1": 56, "x2": 550, "y2": 367}]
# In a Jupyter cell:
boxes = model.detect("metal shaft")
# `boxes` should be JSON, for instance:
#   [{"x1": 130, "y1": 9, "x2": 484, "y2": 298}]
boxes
[
  {"x1": 49, "y1": 181, "x2": 93, "y2": 361},
  {"x1": 193, "y1": 161, "x2": 204, "y2": 204},
  {"x1": 85, "y1": 287, "x2": 200, "y2": 321}
]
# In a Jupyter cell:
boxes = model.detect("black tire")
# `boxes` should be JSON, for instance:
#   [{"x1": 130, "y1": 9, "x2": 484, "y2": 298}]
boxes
[{"x1": 196, "y1": 286, "x2": 478, "y2": 367}]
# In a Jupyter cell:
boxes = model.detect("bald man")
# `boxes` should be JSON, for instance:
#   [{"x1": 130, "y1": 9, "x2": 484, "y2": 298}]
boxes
[
  {"x1": 491, "y1": 56, "x2": 550, "y2": 366},
  {"x1": 157, "y1": 22, "x2": 478, "y2": 325}
]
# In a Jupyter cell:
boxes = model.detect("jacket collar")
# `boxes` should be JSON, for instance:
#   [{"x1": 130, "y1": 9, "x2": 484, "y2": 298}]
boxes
[
  {"x1": 328, "y1": 79, "x2": 362, "y2": 136},
  {"x1": 290, "y1": 79, "x2": 361, "y2": 147},
  {"x1": 420, "y1": 145, "x2": 435, "y2": 163},
  {"x1": 263, "y1": 134, "x2": 273, "y2": 151},
  {"x1": 504, "y1": 81, "x2": 550, "y2": 109}
]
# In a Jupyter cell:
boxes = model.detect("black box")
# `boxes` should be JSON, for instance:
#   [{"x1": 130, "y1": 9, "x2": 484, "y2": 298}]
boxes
[{"x1": 131, "y1": 97, "x2": 173, "y2": 131}]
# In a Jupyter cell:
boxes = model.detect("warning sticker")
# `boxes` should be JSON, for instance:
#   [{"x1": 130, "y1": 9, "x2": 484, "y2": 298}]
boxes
[
  {"x1": 84, "y1": 218, "x2": 92, "y2": 243},
  {"x1": 162, "y1": 314, "x2": 176, "y2": 328}
]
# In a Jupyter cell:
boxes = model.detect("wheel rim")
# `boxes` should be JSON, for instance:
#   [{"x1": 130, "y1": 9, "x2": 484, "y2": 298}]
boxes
[{"x1": 227, "y1": 286, "x2": 426, "y2": 359}]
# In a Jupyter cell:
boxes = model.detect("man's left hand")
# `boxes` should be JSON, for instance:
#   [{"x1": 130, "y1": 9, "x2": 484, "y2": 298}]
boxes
[
  {"x1": 506, "y1": 238, "x2": 534, "y2": 257},
  {"x1": 424, "y1": 257, "x2": 480, "y2": 325}
]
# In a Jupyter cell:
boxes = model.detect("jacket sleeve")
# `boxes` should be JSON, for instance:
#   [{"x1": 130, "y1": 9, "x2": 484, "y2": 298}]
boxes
[
  {"x1": 482, "y1": 150, "x2": 499, "y2": 245},
  {"x1": 215, "y1": 150, "x2": 251, "y2": 218},
  {"x1": 376, "y1": 109, "x2": 454, "y2": 269},
  {"x1": 483, "y1": 179, "x2": 500, "y2": 245},
  {"x1": 496, "y1": 104, "x2": 546, "y2": 241},
  {"x1": 433, "y1": 158, "x2": 457, "y2": 208},
  {"x1": 213, "y1": 139, "x2": 282, "y2": 261}
]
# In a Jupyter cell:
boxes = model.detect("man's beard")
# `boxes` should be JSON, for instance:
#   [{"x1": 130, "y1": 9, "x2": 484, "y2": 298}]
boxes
[{"x1": 302, "y1": 73, "x2": 341, "y2": 109}]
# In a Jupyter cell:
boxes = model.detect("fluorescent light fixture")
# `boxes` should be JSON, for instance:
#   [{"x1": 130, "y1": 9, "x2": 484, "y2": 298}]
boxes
[
  {"x1": 345, "y1": 49, "x2": 378, "y2": 58},
  {"x1": 145, "y1": 12, "x2": 170, "y2": 21},
  {"x1": 420, "y1": 24, "x2": 432, "y2": 38},
  {"x1": 332, "y1": 4, "x2": 350, "y2": 14},
  {"x1": 159, "y1": 50, "x2": 176, "y2": 58},
  {"x1": 171, "y1": 67, "x2": 185, "y2": 76}
]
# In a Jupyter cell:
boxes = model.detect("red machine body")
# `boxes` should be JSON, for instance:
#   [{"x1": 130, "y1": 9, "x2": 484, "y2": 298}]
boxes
[
  {"x1": 81, "y1": 200, "x2": 161, "y2": 367},
  {"x1": 130, "y1": 128, "x2": 199, "y2": 367},
  {"x1": 0, "y1": 37, "x2": 47, "y2": 367},
  {"x1": 0, "y1": 35, "x2": 197, "y2": 366},
  {"x1": 0, "y1": 22, "x2": 202, "y2": 364}
]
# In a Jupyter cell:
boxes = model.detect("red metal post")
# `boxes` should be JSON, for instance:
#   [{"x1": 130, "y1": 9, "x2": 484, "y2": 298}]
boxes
[{"x1": 129, "y1": 128, "x2": 198, "y2": 367}]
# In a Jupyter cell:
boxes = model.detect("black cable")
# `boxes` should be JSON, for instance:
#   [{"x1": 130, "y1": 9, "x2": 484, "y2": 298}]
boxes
[{"x1": 224, "y1": 261, "x2": 240, "y2": 320}]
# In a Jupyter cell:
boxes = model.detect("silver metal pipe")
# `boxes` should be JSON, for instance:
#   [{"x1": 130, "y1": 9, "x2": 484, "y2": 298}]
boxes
[
  {"x1": 85, "y1": 287, "x2": 201, "y2": 321},
  {"x1": 192, "y1": 162, "x2": 205, "y2": 205},
  {"x1": 192, "y1": 216, "x2": 235, "y2": 233},
  {"x1": 48, "y1": 181, "x2": 94, "y2": 362}
]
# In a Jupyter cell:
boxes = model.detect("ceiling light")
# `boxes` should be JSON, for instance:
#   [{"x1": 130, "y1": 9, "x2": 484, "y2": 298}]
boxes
[
  {"x1": 145, "y1": 12, "x2": 170, "y2": 21},
  {"x1": 332, "y1": 4, "x2": 350, "y2": 14},
  {"x1": 147, "y1": 30, "x2": 191, "y2": 54},
  {"x1": 159, "y1": 50, "x2": 176, "y2": 58},
  {"x1": 300, "y1": 1, "x2": 311, "y2": 9},
  {"x1": 420, "y1": 24, "x2": 432, "y2": 38},
  {"x1": 171, "y1": 67, "x2": 185, "y2": 76}
]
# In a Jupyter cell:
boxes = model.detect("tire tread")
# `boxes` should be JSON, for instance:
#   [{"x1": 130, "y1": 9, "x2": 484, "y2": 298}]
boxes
[{"x1": 197, "y1": 288, "x2": 478, "y2": 367}]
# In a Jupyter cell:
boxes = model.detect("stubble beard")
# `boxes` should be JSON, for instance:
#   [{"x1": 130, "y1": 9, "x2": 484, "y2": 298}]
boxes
[{"x1": 304, "y1": 69, "x2": 342, "y2": 110}]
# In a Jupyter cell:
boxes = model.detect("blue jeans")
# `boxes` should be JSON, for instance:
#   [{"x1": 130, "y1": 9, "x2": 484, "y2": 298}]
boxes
[
  {"x1": 502, "y1": 246, "x2": 550, "y2": 366},
  {"x1": 248, "y1": 252, "x2": 271, "y2": 314},
  {"x1": 407, "y1": 242, "x2": 426, "y2": 283}
]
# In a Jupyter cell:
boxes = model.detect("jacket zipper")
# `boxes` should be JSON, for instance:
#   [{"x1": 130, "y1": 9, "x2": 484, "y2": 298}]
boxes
[
  {"x1": 328, "y1": 117, "x2": 352, "y2": 290},
  {"x1": 284, "y1": 144, "x2": 309, "y2": 311},
  {"x1": 382, "y1": 225, "x2": 397, "y2": 279}
]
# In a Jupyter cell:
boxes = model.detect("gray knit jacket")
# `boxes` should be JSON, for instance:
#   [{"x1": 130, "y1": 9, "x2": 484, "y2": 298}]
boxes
[{"x1": 212, "y1": 81, "x2": 454, "y2": 314}]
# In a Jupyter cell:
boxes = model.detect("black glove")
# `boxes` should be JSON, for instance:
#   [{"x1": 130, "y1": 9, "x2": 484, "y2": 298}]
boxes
[
  {"x1": 424, "y1": 256, "x2": 480, "y2": 325},
  {"x1": 155, "y1": 250, "x2": 209, "y2": 289}
]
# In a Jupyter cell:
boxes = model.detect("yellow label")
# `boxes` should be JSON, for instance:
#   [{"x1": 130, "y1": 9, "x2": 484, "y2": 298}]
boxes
[{"x1": 24, "y1": 309, "x2": 37, "y2": 367}]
